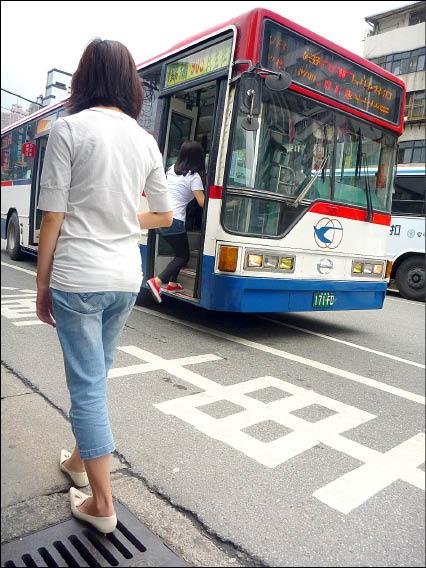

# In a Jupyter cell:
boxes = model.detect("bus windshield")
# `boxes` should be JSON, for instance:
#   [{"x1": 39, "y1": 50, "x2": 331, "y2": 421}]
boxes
[{"x1": 227, "y1": 89, "x2": 396, "y2": 213}]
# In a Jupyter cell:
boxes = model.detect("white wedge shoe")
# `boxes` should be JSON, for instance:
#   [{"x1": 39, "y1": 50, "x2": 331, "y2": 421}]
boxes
[
  {"x1": 60, "y1": 449, "x2": 89, "y2": 487},
  {"x1": 69, "y1": 488, "x2": 117, "y2": 534}
]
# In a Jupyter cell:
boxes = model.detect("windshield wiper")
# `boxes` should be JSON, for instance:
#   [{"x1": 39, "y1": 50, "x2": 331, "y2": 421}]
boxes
[
  {"x1": 355, "y1": 130, "x2": 373, "y2": 222},
  {"x1": 291, "y1": 151, "x2": 329, "y2": 208},
  {"x1": 362, "y1": 152, "x2": 374, "y2": 222}
]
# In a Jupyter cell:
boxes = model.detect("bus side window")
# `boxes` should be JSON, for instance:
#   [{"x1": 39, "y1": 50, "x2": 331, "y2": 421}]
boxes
[
  {"x1": 1, "y1": 119, "x2": 37, "y2": 182},
  {"x1": 138, "y1": 65, "x2": 164, "y2": 143}
]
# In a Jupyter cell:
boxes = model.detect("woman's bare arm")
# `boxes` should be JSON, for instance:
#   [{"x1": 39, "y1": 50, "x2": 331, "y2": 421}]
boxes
[
  {"x1": 138, "y1": 210, "x2": 173, "y2": 230},
  {"x1": 36, "y1": 211, "x2": 65, "y2": 326},
  {"x1": 193, "y1": 190, "x2": 205, "y2": 209}
]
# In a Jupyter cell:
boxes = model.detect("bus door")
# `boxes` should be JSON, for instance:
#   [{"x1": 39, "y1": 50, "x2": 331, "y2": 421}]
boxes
[
  {"x1": 29, "y1": 136, "x2": 47, "y2": 245},
  {"x1": 155, "y1": 81, "x2": 221, "y2": 299}
]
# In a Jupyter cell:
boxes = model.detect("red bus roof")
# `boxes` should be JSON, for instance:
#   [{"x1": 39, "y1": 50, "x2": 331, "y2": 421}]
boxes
[
  {"x1": 136, "y1": 7, "x2": 405, "y2": 134},
  {"x1": 2, "y1": 7, "x2": 405, "y2": 136}
]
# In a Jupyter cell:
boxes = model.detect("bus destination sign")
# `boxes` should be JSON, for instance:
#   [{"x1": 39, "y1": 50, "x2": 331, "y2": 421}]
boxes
[
  {"x1": 262, "y1": 21, "x2": 403, "y2": 125},
  {"x1": 164, "y1": 37, "x2": 233, "y2": 89}
]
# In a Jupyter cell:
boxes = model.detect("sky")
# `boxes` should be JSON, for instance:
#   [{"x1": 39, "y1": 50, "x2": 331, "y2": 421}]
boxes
[{"x1": 1, "y1": 0, "x2": 416, "y2": 107}]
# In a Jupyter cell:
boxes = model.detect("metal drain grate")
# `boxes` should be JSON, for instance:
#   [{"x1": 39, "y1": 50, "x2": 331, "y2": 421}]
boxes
[{"x1": 1, "y1": 502, "x2": 186, "y2": 567}]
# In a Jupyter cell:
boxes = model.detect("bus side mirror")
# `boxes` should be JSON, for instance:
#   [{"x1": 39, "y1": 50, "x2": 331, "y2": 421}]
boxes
[
  {"x1": 264, "y1": 71, "x2": 292, "y2": 92},
  {"x1": 239, "y1": 72, "x2": 262, "y2": 131}
]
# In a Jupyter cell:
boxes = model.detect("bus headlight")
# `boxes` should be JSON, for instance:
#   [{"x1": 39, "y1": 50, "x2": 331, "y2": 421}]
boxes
[
  {"x1": 263, "y1": 255, "x2": 279, "y2": 269},
  {"x1": 245, "y1": 250, "x2": 295, "y2": 272},
  {"x1": 218, "y1": 246, "x2": 239, "y2": 272},
  {"x1": 279, "y1": 257, "x2": 295, "y2": 271},
  {"x1": 352, "y1": 260, "x2": 385, "y2": 277},
  {"x1": 247, "y1": 254, "x2": 263, "y2": 268}
]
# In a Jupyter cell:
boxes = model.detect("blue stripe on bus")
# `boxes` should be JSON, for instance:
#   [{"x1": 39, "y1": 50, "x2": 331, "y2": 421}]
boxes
[
  {"x1": 199, "y1": 256, "x2": 386, "y2": 312},
  {"x1": 140, "y1": 246, "x2": 386, "y2": 313}
]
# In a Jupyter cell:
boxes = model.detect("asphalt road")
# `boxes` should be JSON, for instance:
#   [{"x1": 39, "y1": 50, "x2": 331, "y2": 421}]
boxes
[{"x1": 1, "y1": 246, "x2": 425, "y2": 567}]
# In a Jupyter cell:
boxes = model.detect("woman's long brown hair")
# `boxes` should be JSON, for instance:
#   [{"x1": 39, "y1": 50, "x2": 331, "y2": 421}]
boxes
[{"x1": 66, "y1": 39, "x2": 143, "y2": 119}]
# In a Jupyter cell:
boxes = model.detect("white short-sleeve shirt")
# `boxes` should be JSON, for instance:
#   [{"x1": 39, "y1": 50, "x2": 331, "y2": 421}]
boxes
[
  {"x1": 166, "y1": 166, "x2": 204, "y2": 222},
  {"x1": 38, "y1": 107, "x2": 171, "y2": 293}
]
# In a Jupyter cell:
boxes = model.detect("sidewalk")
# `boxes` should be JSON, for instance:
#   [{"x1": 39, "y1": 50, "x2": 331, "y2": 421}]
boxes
[{"x1": 1, "y1": 363, "x2": 247, "y2": 567}]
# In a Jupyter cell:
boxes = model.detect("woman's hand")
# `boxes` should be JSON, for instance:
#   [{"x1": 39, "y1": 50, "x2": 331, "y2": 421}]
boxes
[{"x1": 36, "y1": 287, "x2": 56, "y2": 327}]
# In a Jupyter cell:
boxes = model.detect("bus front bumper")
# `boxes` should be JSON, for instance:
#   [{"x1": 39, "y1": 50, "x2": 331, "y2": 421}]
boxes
[{"x1": 200, "y1": 261, "x2": 387, "y2": 313}]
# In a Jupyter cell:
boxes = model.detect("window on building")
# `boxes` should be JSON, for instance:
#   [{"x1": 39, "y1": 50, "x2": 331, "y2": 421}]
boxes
[
  {"x1": 409, "y1": 11, "x2": 426, "y2": 25},
  {"x1": 405, "y1": 91, "x2": 426, "y2": 121},
  {"x1": 397, "y1": 140, "x2": 426, "y2": 164},
  {"x1": 370, "y1": 47, "x2": 426, "y2": 75}
]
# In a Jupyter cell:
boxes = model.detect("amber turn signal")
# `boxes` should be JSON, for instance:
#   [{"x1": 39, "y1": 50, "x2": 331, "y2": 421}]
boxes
[{"x1": 218, "y1": 246, "x2": 239, "y2": 272}]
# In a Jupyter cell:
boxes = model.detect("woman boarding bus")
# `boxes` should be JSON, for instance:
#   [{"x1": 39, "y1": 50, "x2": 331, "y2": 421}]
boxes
[{"x1": 1, "y1": 8, "x2": 406, "y2": 313}]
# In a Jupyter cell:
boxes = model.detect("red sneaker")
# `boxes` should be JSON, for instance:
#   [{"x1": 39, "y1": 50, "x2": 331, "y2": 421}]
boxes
[
  {"x1": 166, "y1": 283, "x2": 184, "y2": 292},
  {"x1": 147, "y1": 278, "x2": 162, "y2": 303}
]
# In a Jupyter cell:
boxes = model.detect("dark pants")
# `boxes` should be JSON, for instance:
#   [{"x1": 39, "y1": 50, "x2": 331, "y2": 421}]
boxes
[{"x1": 158, "y1": 232, "x2": 190, "y2": 284}]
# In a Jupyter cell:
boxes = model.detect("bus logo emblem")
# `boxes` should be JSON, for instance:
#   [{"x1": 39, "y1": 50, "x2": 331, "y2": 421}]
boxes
[
  {"x1": 317, "y1": 258, "x2": 334, "y2": 274},
  {"x1": 314, "y1": 218, "x2": 344, "y2": 249}
]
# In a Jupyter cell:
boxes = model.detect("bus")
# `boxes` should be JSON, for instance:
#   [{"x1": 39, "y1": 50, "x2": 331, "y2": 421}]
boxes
[
  {"x1": 387, "y1": 165, "x2": 425, "y2": 301},
  {"x1": 1, "y1": 8, "x2": 406, "y2": 313}
]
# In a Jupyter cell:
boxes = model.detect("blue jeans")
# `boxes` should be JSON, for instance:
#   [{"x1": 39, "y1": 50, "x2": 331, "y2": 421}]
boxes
[
  {"x1": 51, "y1": 289, "x2": 137, "y2": 460},
  {"x1": 157, "y1": 218, "x2": 186, "y2": 236}
]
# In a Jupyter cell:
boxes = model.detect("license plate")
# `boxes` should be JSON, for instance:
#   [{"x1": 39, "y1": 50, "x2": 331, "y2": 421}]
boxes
[{"x1": 313, "y1": 292, "x2": 335, "y2": 308}]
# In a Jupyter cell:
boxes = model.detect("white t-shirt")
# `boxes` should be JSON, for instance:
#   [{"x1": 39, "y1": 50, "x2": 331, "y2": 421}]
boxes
[
  {"x1": 38, "y1": 107, "x2": 171, "y2": 293},
  {"x1": 166, "y1": 166, "x2": 204, "y2": 222}
]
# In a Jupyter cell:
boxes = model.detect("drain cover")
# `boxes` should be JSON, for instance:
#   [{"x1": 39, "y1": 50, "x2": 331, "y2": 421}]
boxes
[{"x1": 1, "y1": 502, "x2": 186, "y2": 567}]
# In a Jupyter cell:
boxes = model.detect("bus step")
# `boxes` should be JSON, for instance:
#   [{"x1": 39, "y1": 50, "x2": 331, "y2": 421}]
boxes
[{"x1": 181, "y1": 268, "x2": 196, "y2": 277}]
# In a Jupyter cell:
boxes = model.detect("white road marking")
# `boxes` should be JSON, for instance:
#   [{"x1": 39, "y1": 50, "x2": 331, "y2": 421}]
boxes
[
  {"x1": 386, "y1": 295, "x2": 425, "y2": 307},
  {"x1": 14, "y1": 320, "x2": 45, "y2": 326},
  {"x1": 1, "y1": 292, "x2": 37, "y2": 298},
  {"x1": 134, "y1": 306, "x2": 425, "y2": 406},
  {"x1": 1, "y1": 262, "x2": 39, "y2": 277},
  {"x1": 1, "y1": 289, "x2": 41, "y2": 326},
  {"x1": 1, "y1": 286, "x2": 18, "y2": 290},
  {"x1": 1, "y1": 262, "x2": 424, "y2": 404},
  {"x1": 259, "y1": 316, "x2": 425, "y2": 369},
  {"x1": 313, "y1": 433, "x2": 425, "y2": 514},
  {"x1": 110, "y1": 346, "x2": 221, "y2": 390},
  {"x1": 112, "y1": 345, "x2": 425, "y2": 514}
]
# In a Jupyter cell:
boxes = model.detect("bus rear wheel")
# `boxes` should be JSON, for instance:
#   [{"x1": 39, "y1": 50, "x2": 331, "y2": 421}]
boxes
[
  {"x1": 6, "y1": 213, "x2": 24, "y2": 260},
  {"x1": 395, "y1": 257, "x2": 425, "y2": 302}
]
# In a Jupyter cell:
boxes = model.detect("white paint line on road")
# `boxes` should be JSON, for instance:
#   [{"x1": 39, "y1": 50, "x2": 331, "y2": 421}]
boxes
[
  {"x1": 386, "y1": 295, "x2": 425, "y2": 307},
  {"x1": 1, "y1": 293, "x2": 37, "y2": 298},
  {"x1": 313, "y1": 432, "x2": 425, "y2": 514},
  {"x1": 1, "y1": 262, "x2": 39, "y2": 277},
  {"x1": 133, "y1": 306, "x2": 425, "y2": 406},
  {"x1": 259, "y1": 316, "x2": 425, "y2": 369},
  {"x1": 14, "y1": 320, "x2": 45, "y2": 326},
  {"x1": 2, "y1": 261, "x2": 424, "y2": 405}
]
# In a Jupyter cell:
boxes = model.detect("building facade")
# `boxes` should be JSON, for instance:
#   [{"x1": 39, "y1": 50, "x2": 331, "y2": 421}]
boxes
[
  {"x1": 42, "y1": 68, "x2": 72, "y2": 107},
  {"x1": 364, "y1": 1, "x2": 425, "y2": 166}
]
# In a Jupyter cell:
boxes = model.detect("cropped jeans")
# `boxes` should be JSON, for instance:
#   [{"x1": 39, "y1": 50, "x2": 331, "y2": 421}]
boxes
[{"x1": 51, "y1": 289, "x2": 137, "y2": 460}]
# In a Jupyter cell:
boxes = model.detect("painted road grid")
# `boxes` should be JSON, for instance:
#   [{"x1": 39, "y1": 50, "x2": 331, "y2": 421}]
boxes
[{"x1": 1, "y1": 249, "x2": 424, "y2": 567}]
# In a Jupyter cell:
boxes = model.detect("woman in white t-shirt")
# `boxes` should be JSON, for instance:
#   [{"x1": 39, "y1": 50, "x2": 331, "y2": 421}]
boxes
[
  {"x1": 36, "y1": 39, "x2": 172, "y2": 534},
  {"x1": 147, "y1": 141, "x2": 205, "y2": 302}
]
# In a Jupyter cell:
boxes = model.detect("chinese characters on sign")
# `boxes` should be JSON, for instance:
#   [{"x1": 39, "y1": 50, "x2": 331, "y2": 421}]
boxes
[
  {"x1": 165, "y1": 37, "x2": 233, "y2": 89},
  {"x1": 390, "y1": 224, "x2": 401, "y2": 236},
  {"x1": 263, "y1": 22, "x2": 403, "y2": 125},
  {"x1": 21, "y1": 142, "x2": 36, "y2": 158}
]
